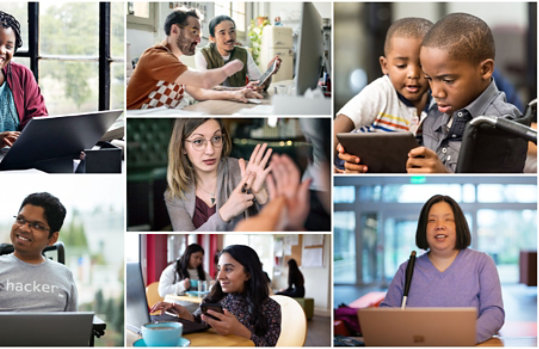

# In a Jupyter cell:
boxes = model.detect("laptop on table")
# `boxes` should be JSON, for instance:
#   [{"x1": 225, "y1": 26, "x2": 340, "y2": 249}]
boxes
[
  {"x1": 0, "y1": 110, "x2": 123, "y2": 172},
  {"x1": 357, "y1": 307, "x2": 477, "y2": 346},
  {"x1": 0, "y1": 311, "x2": 94, "y2": 346},
  {"x1": 126, "y1": 262, "x2": 208, "y2": 335}
]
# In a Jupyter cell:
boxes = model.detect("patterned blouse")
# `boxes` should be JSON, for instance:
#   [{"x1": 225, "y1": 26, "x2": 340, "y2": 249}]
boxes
[{"x1": 195, "y1": 293, "x2": 281, "y2": 346}]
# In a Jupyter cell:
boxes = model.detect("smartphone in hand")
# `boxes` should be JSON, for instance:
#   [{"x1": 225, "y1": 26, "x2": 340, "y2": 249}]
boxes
[{"x1": 200, "y1": 303, "x2": 224, "y2": 321}]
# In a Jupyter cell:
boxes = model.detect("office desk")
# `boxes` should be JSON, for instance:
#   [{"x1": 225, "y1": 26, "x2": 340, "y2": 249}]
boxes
[
  {"x1": 479, "y1": 336, "x2": 537, "y2": 347},
  {"x1": 126, "y1": 328, "x2": 254, "y2": 346},
  {"x1": 183, "y1": 97, "x2": 271, "y2": 115},
  {"x1": 165, "y1": 294, "x2": 203, "y2": 304}
]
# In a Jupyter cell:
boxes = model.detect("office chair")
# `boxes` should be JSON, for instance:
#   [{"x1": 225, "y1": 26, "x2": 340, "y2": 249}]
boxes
[
  {"x1": 456, "y1": 99, "x2": 537, "y2": 173},
  {"x1": 271, "y1": 295, "x2": 308, "y2": 346}
]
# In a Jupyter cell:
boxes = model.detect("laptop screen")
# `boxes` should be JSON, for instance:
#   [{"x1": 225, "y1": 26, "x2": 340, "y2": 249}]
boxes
[{"x1": 126, "y1": 262, "x2": 151, "y2": 333}]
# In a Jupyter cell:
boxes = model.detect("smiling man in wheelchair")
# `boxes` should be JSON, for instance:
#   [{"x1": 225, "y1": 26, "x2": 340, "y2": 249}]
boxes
[{"x1": 0, "y1": 192, "x2": 77, "y2": 311}]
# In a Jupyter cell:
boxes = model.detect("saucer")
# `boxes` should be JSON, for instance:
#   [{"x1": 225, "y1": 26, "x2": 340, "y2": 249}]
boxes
[{"x1": 134, "y1": 337, "x2": 190, "y2": 347}]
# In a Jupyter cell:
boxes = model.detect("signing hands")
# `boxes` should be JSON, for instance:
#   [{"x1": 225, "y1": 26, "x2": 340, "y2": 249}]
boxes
[
  {"x1": 219, "y1": 172, "x2": 256, "y2": 222},
  {"x1": 266, "y1": 154, "x2": 311, "y2": 231},
  {"x1": 201, "y1": 308, "x2": 252, "y2": 340},
  {"x1": 239, "y1": 143, "x2": 272, "y2": 203},
  {"x1": 0, "y1": 131, "x2": 20, "y2": 147}
]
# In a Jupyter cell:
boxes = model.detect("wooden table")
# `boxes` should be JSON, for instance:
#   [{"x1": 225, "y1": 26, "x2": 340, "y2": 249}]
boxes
[
  {"x1": 165, "y1": 294, "x2": 204, "y2": 304},
  {"x1": 126, "y1": 328, "x2": 253, "y2": 347},
  {"x1": 182, "y1": 97, "x2": 271, "y2": 115}
]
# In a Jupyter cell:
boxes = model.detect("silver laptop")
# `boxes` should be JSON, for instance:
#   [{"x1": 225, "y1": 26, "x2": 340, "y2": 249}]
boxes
[
  {"x1": 0, "y1": 109, "x2": 123, "y2": 171},
  {"x1": 358, "y1": 307, "x2": 477, "y2": 346},
  {"x1": 0, "y1": 311, "x2": 94, "y2": 346}
]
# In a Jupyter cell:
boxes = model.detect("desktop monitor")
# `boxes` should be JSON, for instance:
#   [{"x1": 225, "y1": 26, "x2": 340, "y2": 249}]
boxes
[{"x1": 295, "y1": 2, "x2": 324, "y2": 96}]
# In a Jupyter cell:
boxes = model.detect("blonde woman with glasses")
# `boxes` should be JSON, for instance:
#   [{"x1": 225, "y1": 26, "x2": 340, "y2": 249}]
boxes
[{"x1": 165, "y1": 118, "x2": 272, "y2": 231}]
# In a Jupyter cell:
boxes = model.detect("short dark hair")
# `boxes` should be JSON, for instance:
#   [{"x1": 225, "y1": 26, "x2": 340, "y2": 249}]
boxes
[
  {"x1": 384, "y1": 17, "x2": 433, "y2": 56},
  {"x1": 164, "y1": 7, "x2": 201, "y2": 36},
  {"x1": 209, "y1": 15, "x2": 235, "y2": 37},
  {"x1": 19, "y1": 192, "x2": 66, "y2": 237},
  {"x1": 0, "y1": 11, "x2": 22, "y2": 51},
  {"x1": 415, "y1": 195, "x2": 471, "y2": 250},
  {"x1": 421, "y1": 13, "x2": 495, "y2": 64}
]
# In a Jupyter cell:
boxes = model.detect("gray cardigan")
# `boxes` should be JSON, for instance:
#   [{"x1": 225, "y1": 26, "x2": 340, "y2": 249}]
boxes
[{"x1": 165, "y1": 157, "x2": 260, "y2": 231}]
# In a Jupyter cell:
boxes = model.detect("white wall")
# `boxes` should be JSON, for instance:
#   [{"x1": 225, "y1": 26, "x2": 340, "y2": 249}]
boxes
[{"x1": 301, "y1": 235, "x2": 332, "y2": 316}]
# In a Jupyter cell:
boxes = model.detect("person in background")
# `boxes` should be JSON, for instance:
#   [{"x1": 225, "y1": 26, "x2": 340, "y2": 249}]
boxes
[
  {"x1": 158, "y1": 243, "x2": 211, "y2": 297},
  {"x1": 0, "y1": 11, "x2": 47, "y2": 147},
  {"x1": 151, "y1": 245, "x2": 281, "y2": 346},
  {"x1": 381, "y1": 194, "x2": 504, "y2": 343},
  {"x1": 276, "y1": 258, "x2": 305, "y2": 298}
]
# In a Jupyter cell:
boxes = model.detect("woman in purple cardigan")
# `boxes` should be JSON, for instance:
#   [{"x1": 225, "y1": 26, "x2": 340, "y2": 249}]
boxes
[
  {"x1": 0, "y1": 11, "x2": 47, "y2": 148},
  {"x1": 381, "y1": 194, "x2": 504, "y2": 344}
]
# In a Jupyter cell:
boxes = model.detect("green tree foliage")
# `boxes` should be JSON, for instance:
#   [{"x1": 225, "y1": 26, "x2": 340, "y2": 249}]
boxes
[
  {"x1": 61, "y1": 210, "x2": 89, "y2": 249},
  {"x1": 38, "y1": 2, "x2": 124, "y2": 111}
]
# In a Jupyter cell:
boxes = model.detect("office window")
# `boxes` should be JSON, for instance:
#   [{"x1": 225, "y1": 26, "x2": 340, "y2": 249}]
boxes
[
  {"x1": 334, "y1": 211, "x2": 356, "y2": 283},
  {"x1": 11, "y1": 3, "x2": 124, "y2": 115},
  {"x1": 478, "y1": 209, "x2": 537, "y2": 283},
  {"x1": 334, "y1": 186, "x2": 355, "y2": 203},
  {"x1": 127, "y1": 2, "x2": 158, "y2": 32},
  {"x1": 214, "y1": 2, "x2": 247, "y2": 39},
  {"x1": 477, "y1": 184, "x2": 537, "y2": 203}
]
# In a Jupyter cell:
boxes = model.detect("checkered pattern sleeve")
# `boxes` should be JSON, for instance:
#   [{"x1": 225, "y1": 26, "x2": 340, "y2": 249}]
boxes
[{"x1": 127, "y1": 45, "x2": 188, "y2": 110}]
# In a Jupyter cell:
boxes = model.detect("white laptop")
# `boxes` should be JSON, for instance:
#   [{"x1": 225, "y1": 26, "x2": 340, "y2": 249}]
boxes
[
  {"x1": 357, "y1": 307, "x2": 477, "y2": 346},
  {"x1": 0, "y1": 311, "x2": 94, "y2": 346}
]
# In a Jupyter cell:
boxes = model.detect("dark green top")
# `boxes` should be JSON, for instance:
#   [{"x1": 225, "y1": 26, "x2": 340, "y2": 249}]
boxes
[{"x1": 200, "y1": 43, "x2": 248, "y2": 87}]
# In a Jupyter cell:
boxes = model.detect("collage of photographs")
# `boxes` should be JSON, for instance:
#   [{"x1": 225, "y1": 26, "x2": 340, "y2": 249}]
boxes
[{"x1": 0, "y1": 1, "x2": 536, "y2": 348}]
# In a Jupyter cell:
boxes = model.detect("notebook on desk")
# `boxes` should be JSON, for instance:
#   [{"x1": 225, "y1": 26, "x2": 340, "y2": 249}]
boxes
[
  {"x1": 0, "y1": 311, "x2": 94, "y2": 346},
  {"x1": 126, "y1": 262, "x2": 208, "y2": 335},
  {"x1": 357, "y1": 307, "x2": 477, "y2": 346},
  {"x1": 0, "y1": 109, "x2": 123, "y2": 171}
]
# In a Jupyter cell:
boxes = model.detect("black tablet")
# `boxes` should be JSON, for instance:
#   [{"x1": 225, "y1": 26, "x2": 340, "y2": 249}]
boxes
[{"x1": 337, "y1": 132, "x2": 419, "y2": 173}]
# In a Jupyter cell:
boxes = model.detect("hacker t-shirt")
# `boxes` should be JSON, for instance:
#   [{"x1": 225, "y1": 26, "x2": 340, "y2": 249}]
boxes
[{"x1": 0, "y1": 253, "x2": 77, "y2": 311}]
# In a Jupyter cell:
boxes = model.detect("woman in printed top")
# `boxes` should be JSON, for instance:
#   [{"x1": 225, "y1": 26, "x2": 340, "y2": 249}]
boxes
[
  {"x1": 380, "y1": 195, "x2": 504, "y2": 343},
  {"x1": 165, "y1": 118, "x2": 272, "y2": 231},
  {"x1": 158, "y1": 243, "x2": 212, "y2": 298},
  {"x1": 151, "y1": 245, "x2": 281, "y2": 346},
  {"x1": 0, "y1": 11, "x2": 47, "y2": 148}
]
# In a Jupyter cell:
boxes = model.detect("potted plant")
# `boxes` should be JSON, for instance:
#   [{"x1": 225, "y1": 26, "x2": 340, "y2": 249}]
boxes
[{"x1": 248, "y1": 16, "x2": 270, "y2": 67}]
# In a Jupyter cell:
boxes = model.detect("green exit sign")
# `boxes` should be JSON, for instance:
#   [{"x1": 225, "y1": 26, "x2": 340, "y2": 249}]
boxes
[{"x1": 410, "y1": 176, "x2": 427, "y2": 184}]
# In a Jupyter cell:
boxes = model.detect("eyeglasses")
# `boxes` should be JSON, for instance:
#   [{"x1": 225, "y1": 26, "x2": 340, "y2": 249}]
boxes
[
  {"x1": 13, "y1": 215, "x2": 50, "y2": 232},
  {"x1": 185, "y1": 135, "x2": 224, "y2": 151}
]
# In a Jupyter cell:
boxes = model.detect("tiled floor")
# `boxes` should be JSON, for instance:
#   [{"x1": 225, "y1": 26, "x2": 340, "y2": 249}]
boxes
[{"x1": 305, "y1": 315, "x2": 332, "y2": 346}]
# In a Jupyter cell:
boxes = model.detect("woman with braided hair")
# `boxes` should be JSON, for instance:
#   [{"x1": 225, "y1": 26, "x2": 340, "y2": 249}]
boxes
[{"x1": 0, "y1": 11, "x2": 47, "y2": 148}]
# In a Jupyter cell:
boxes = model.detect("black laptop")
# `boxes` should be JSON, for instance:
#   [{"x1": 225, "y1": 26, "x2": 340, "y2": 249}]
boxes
[
  {"x1": 0, "y1": 110, "x2": 123, "y2": 172},
  {"x1": 0, "y1": 312, "x2": 94, "y2": 346},
  {"x1": 125, "y1": 262, "x2": 208, "y2": 335}
]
